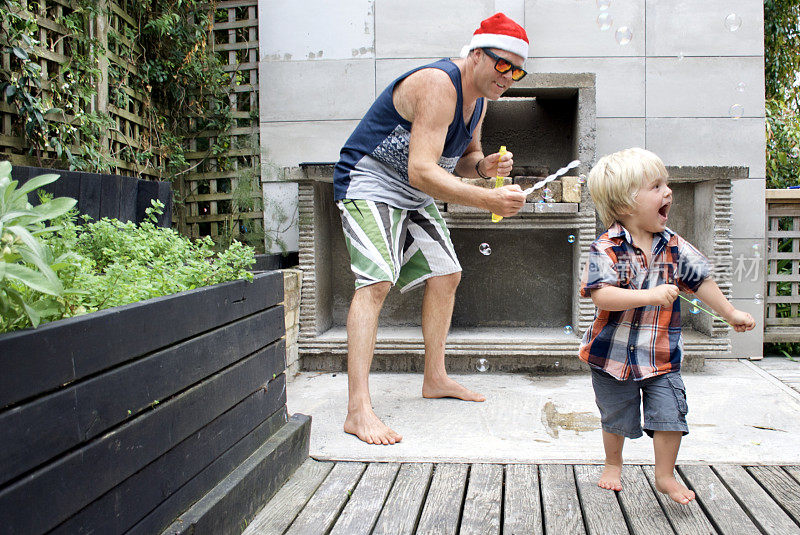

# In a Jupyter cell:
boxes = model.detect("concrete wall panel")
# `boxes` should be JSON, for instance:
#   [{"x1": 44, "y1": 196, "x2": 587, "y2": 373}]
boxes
[
  {"x1": 259, "y1": 60, "x2": 375, "y2": 122},
  {"x1": 646, "y1": 57, "x2": 765, "y2": 118},
  {"x1": 645, "y1": 0, "x2": 764, "y2": 57}
]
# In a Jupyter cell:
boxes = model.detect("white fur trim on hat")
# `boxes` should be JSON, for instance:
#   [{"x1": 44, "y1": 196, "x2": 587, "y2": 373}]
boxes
[{"x1": 459, "y1": 33, "x2": 529, "y2": 59}]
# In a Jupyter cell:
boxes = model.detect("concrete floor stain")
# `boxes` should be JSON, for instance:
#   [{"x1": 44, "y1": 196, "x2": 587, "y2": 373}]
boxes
[{"x1": 541, "y1": 401, "x2": 600, "y2": 438}]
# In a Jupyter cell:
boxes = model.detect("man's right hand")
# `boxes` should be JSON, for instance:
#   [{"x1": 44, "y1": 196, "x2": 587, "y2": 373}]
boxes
[
  {"x1": 648, "y1": 284, "x2": 679, "y2": 307},
  {"x1": 489, "y1": 185, "x2": 527, "y2": 217}
]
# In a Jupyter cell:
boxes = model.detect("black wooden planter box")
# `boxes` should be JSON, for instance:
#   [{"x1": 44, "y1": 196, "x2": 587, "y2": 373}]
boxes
[{"x1": 0, "y1": 272, "x2": 310, "y2": 534}]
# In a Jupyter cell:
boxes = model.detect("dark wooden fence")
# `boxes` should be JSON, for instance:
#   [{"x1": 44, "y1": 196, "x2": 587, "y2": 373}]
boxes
[
  {"x1": 11, "y1": 165, "x2": 173, "y2": 227},
  {"x1": 0, "y1": 271, "x2": 310, "y2": 534}
]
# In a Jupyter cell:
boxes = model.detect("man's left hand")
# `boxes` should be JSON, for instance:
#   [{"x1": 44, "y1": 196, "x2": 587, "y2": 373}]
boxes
[{"x1": 483, "y1": 150, "x2": 514, "y2": 177}]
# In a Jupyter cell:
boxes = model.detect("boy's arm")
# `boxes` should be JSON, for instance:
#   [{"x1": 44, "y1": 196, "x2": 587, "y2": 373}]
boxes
[
  {"x1": 591, "y1": 284, "x2": 679, "y2": 311},
  {"x1": 693, "y1": 278, "x2": 756, "y2": 332}
]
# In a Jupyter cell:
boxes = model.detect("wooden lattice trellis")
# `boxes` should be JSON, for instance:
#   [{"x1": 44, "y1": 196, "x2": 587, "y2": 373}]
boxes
[
  {"x1": 765, "y1": 189, "x2": 800, "y2": 342},
  {"x1": 1, "y1": 0, "x2": 263, "y2": 248},
  {"x1": 176, "y1": 0, "x2": 263, "y2": 246}
]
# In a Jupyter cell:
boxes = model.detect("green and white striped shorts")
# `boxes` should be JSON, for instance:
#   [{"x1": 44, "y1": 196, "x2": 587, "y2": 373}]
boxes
[{"x1": 337, "y1": 199, "x2": 462, "y2": 293}]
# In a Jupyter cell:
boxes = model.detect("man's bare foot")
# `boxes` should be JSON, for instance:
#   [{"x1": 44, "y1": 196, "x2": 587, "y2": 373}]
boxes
[
  {"x1": 655, "y1": 475, "x2": 695, "y2": 504},
  {"x1": 422, "y1": 375, "x2": 486, "y2": 401},
  {"x1": 343, "y1": 406, "x2": 402, "y2": 445},
  {"x1": 598, "y1": 463, "x2": 623, "y2": 491}
]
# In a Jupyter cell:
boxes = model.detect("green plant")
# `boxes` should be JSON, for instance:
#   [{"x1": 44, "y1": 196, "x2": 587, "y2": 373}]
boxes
[
  {"x1": 1, "y1": 163, "x2": 257, "y2": 333},
  {"x1": 765, "y1": 0, "x2": 800, "y2": 189},
  {"x1": 0, "y1": 162, "x2": 83, "y2": 330}
]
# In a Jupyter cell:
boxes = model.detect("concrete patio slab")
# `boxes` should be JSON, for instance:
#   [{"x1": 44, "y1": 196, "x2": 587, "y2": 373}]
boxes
[{"x1": 287, "y1": 358, "x2": 800, "y2": 465}]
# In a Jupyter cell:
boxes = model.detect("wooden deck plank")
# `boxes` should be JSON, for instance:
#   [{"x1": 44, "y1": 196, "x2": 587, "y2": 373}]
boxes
[
  {"x1": 713, "y1": 464, "x2": 800, "y2": 535},
  {"x1": 679, "y1": 464, "x2": 760, "y2": 534},
  {"x1": 641, "y1": 465, "x2": 715, "y2": 534},
  {"x1": 747, "y1": 466, "x2": 800, "y2": 525},
  {"x1": 573, "y1": 465, "x2": 628, "y2": 535},
  {"x1": 460, "y1": 463, "x2": 503, "y2": 535},
  {"x1": 328, "y1": 462, "x2": 400, "y2": 535},
  {"x1": 243, "y1": 458, "x2": 333, "y2": 535},
  {"x1": 416, "y1": 463, "x2": 469, "y2": 535},
  {"x1": 540, "y1": 464, "x2": 586, "y2": 534},
  {"x1": 372, "y1": 462, "x2": 434, "y2": 535},
  {"x1": 617, "y1": 465, "x2": 672, "y2": 534},
  {"x1": 504, "y1": 464, "x2": 543, "y2": 535},
  {"x1": 786, "y1": 466, "x2": 800, "y2": 485},
  {"x1": 284, "y1": 462, "x2": 366, "y2": 535}
]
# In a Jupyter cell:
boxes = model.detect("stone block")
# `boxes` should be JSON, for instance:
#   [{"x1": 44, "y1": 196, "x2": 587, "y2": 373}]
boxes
[
  {"x1": 731, "y1": 178, "x2": 766, "y2": 239},
  {"x1": 562, "y1": 177, "x2": 581, "y2": 203}
]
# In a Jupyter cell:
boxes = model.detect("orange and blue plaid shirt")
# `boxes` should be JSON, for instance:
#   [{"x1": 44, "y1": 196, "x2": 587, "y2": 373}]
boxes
[{"x1": 579, "y1": 223, "x2": 710, "y2": 381}]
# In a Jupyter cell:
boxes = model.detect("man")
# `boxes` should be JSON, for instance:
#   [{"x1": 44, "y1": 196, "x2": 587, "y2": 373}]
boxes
[{"x1": 333, "y1": 13, "x2": 529, "y2": 445}]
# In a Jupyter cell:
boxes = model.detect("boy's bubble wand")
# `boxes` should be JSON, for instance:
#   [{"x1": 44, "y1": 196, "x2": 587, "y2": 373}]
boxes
[
  {"x1": 491, "y1": 146, "x2": 507, "y2": 223},
  {"x1": 677, "y1": 294, "x2": 731, "y2": 326}
]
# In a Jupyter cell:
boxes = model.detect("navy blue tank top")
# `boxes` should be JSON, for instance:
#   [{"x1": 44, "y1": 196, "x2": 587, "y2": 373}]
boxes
[{"x1": 333, "y1": 59, "x2": 485, "y2": 208}]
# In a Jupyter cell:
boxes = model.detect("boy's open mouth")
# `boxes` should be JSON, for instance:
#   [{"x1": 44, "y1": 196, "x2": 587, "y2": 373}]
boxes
[{"x1": 658, "y1": 202, "x2": 670, "y2": 220}]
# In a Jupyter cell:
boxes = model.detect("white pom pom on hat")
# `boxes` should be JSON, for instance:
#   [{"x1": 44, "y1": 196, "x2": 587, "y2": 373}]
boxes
[{"x1": 459, "y1": 12, "x2": 529, "y2": 59}]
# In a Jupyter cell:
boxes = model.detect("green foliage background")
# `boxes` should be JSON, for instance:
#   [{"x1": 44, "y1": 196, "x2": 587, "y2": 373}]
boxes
[{"x1": 765, "y1": 0, "x2": 800, "y2": 189}]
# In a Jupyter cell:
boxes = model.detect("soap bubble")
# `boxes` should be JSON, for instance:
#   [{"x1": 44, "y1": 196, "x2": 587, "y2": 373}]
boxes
[
  {"x1": 597, "y1": 12, "x2": 613, "y2": 31},
  {"x1": 615, "y1": 27, "x2": 633, "y2": 45},
  {"x1": 736, "y1": 81, "x2": 746, "y2": 92},
  {"x1": 476, "y1": 358, "x2": 489, "y2": 372},
  {"x1": 578, "y1": 174, "x2": 586, "y2": 184},
  {"x1": 554, "y1": 361, "x2": 561, "y2": 368},
  {"x1": 567, "y1": 234, "x2": 576, "y2": 244},
  {"x1": 791, "y1": 147, "x2": 800, "y2": 158},
  {"x1": 729, "y1": 104, "x2": 744, "y2": 119},
  {"x1": 752, "y1": 243, "x2": 760, "y2": 258},
  {"x1": 597, "y1": 0, "x2": 610, "y2": 10},
  {"x1": 725, "y1": 13, "x2": 742, "y2": 32},
  {"x1": 563, "y1": 325, "x2": 573, "y2": 335},
  {"x1": 479, "y1": 243, "x2": 492, "y2": 256},
  {"x1": 573, "y1": 183, "x2": 581, "y2": 193},
  {"x1": 543, "y1": 187, "x2": 552, "y2": 198},
  {"x1": 690, "y1": 298, "x2": 701, "y2": 314},
  {"x1": 677, "y1": 51, "x2": 685, "y2": 61},
  {"x1": 537, "y1": 198, "x2": 545, "y2": 204},
  {"x1": 754, "y1": 294, "x2": 763, "y2": 304}
]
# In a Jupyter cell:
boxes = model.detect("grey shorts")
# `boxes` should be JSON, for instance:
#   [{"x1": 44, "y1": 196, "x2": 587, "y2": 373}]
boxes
[{"x1": 590, "y1": 368, "x2": 689, "y2": 439}]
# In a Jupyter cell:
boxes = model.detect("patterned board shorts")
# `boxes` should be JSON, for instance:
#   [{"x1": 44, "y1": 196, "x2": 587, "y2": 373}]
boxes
[{"x1": 337, "y1": 199, "x2": 462, "y2": 293}]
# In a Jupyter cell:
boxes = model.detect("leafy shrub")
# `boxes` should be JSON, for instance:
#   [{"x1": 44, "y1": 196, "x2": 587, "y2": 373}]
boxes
[{"x1": 1, "y1": 164, "x2": 255, "y2": 333}]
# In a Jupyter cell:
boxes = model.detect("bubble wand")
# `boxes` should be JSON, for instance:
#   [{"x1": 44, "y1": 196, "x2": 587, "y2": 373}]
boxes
[
  {"x1": 491, "y1": 146, "x2": 507, "y2": 223},
  {"x1": 522, "y1": 159, "x2": 582, "y2": 196},
  {"x1": 677, "y1": 294, "x2": 731, "y2": 326}
]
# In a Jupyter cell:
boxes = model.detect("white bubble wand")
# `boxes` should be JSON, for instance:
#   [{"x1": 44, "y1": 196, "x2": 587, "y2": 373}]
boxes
[{"x1": 522, "y1": 159, "x2": 582, "y2": 196}]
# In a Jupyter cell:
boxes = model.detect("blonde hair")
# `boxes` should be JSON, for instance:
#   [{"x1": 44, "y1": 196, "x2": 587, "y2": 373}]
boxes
[{"x1": 587, "y1": 147, "x2": 669, "y2": 228}]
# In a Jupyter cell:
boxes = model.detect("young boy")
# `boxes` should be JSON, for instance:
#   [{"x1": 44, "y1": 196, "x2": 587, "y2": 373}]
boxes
[{"x1": 579, "y1": 147, "x2": 755, "y2": 505}]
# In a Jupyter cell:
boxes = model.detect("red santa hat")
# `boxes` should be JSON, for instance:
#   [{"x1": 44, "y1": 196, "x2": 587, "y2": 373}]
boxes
[{"x1": 459, "y1": 13, "x2": 529, "y2": 59}]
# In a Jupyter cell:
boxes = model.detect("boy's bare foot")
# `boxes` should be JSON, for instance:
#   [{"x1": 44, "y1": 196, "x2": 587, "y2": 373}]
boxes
[
  {"x1": 598, "y1": 463, "x2": 623, "y2": 491},
  {"x1": 344, "y1": 406, "x2": 402, "y2": 445},
  {"x1": 655, "y1": 475, "x2": 695, "y2": 504},
  {"x1": 422, "y1": 375, "x2": 486, "y2": 401}
]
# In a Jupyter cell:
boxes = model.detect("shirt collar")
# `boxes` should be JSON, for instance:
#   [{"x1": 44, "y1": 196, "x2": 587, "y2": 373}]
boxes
[{"x1": 607, "y1": 222, "x2": 673, "y2": 250}]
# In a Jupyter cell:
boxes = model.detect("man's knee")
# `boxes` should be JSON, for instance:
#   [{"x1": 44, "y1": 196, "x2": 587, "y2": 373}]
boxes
[
  {"x1": 356, "y1": 281, "x2": 392, "y2": 304},
  {"x1": 427, "y1": 271, "x2": 461, "y2": 293}
]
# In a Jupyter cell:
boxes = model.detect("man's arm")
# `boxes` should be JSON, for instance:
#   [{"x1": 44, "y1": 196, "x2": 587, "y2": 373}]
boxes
[
  {"x1": 452, "y1": 106, "x2": 513, "y2": 179},
  {"x1": 401, "y1": 69, "x2": 526, "y2": 217}
]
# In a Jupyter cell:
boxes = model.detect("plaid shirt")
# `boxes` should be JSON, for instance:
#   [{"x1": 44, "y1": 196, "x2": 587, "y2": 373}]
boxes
[{"x1": 579, "y1": 223, "x2": 711, "y2": 381}]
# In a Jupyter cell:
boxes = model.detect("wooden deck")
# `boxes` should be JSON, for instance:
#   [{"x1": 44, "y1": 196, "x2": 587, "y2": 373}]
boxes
[{"x1": 243, "y1": 459, "x2": 800, "y2": 535}]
